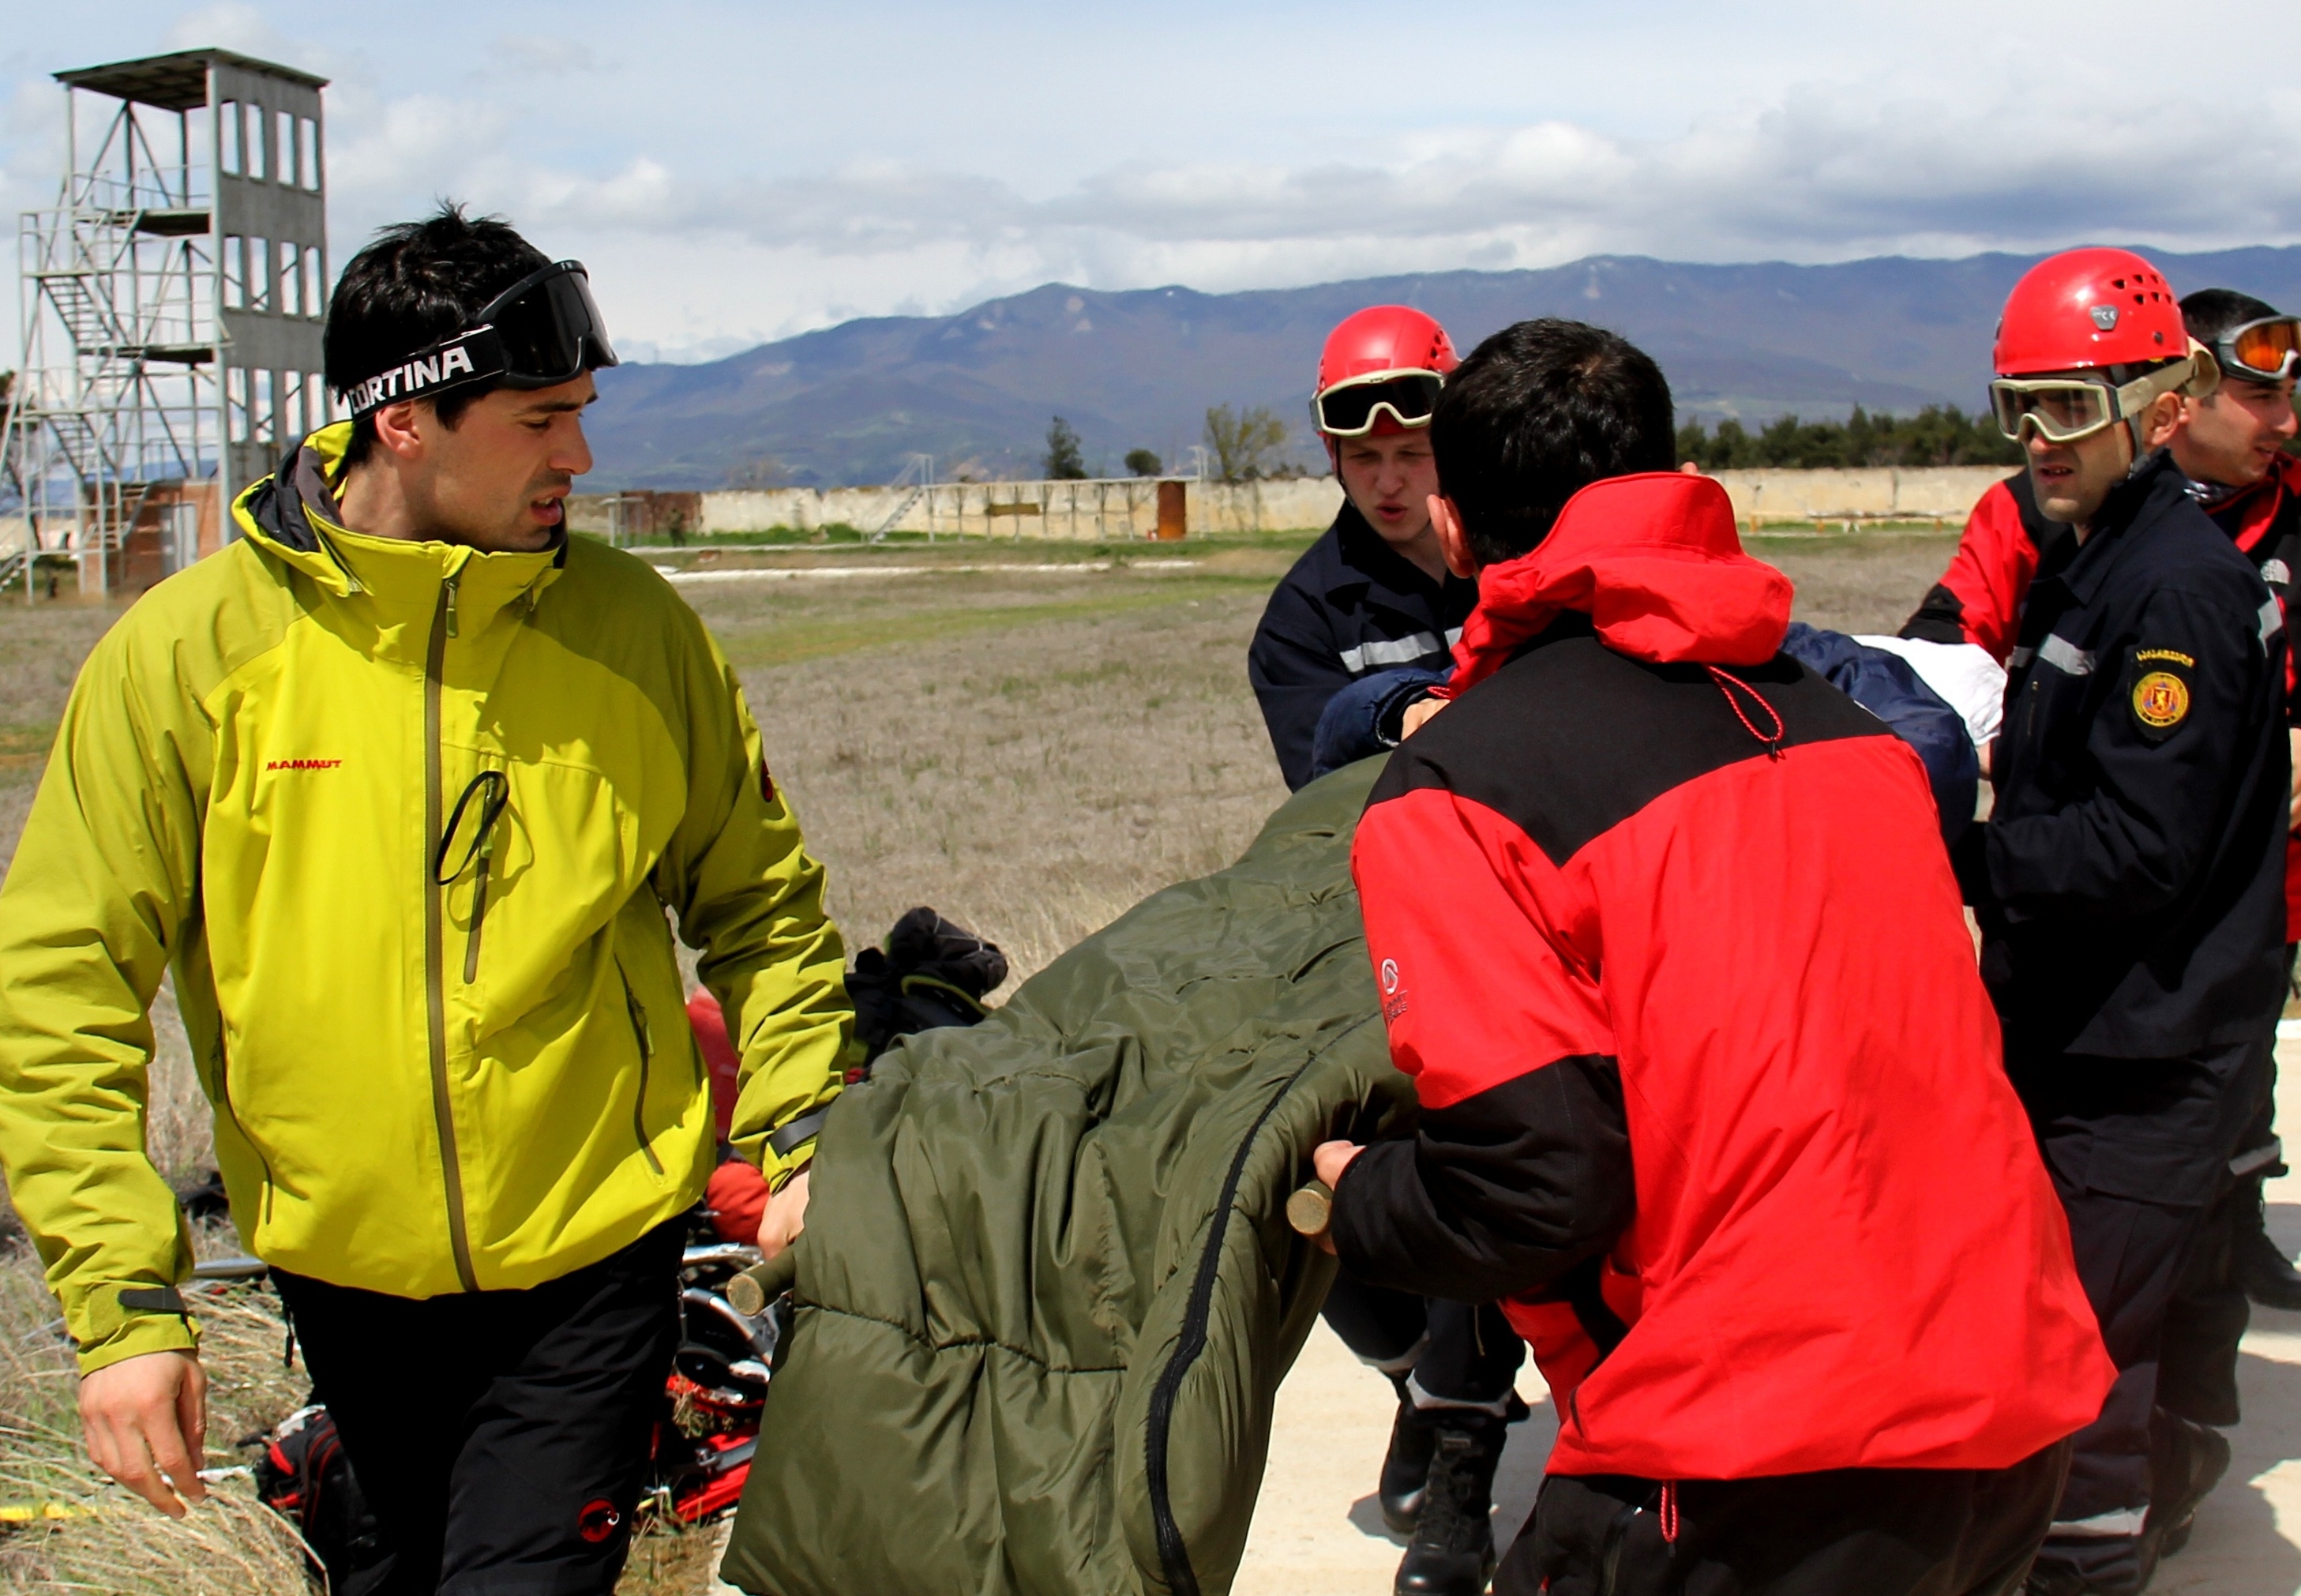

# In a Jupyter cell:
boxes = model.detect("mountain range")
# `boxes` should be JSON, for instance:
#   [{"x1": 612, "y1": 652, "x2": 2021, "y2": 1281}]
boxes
[{"x1": 585, "y1": 246, "x2": 2301, "y2": 490}]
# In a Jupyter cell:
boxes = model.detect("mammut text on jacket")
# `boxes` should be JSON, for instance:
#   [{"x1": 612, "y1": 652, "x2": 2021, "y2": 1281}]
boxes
[
  {"x1": 0, "y1": 423, "x2": 850, "y2": 1373},
  {"x1": 1332, "y1": 473, "x2": 2112, "y2": 1482}
]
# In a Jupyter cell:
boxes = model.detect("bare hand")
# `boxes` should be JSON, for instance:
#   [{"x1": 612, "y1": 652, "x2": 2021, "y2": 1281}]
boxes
[
  {"x1": 79, "y1": 1350, "x2": 208, "y2": 1517},
  {"x1": 757, "y1": 1167, "x2": 811, "y2": 1260},
  {"x1": 1401, "y1": 697, "x2": 1446, "y2": 738},
  {"x1": 2288, "y1": 728, "x2": 2299, "y2": 833},
  {"x1": 1309, "y1": 1140, "x2": 1364, "y2": 1254}
]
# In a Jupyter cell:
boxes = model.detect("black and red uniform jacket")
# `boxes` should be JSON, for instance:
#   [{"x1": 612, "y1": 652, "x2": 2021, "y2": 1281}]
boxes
[
  {"x1": 1331, "y1": 473, "x2": 2111, "y2": 1482},
  {"x1": 1901, "y1": 471, "x2": 2076, "y2": 664},
  {"x1": 1907, "y1": 459, "x2": 2301, "y2": 939}
]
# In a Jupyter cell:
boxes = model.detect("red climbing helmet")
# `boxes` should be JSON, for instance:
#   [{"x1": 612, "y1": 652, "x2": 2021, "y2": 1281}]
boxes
[
  {"x1": 1988, "y1": 249, "x2": 2218, "y2": 444},
  {"x1": 1312, "y1": 306, "x2": 1458, "y2": 437},
  {"x1": 1993, "y1": 248, "x2": 2186, "y2": 377}
]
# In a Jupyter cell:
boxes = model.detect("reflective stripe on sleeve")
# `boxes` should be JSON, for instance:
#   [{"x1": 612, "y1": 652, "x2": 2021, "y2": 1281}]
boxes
[
  {"x1": 2048, "y1": 1508, "x2": 2149, "y2": 1539},
  {"x1": 1339, "y1": 633, "x2": 1447, "y2": 674},
  {"x1": 2009, "y1": 637, "x2": 2096, "y2": 674}
]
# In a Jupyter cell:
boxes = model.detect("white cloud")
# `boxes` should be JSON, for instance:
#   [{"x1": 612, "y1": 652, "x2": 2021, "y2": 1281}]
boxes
[{"x1": 6, "y1": 2, "x2": 2300, "y2": 362}]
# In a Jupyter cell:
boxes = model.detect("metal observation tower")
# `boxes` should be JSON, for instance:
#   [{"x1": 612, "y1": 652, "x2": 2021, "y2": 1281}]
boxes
[{"x1": 1, "y1": 49, "x2": 328, "y2": 598}]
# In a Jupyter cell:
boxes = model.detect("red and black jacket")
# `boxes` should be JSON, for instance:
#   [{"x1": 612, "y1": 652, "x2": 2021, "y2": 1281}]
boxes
[
  {"x1": 1332, "y1": 473, "x2": 2111, "y2": 1482},
  {"x1": 1900, "y1": 471, "x2": 2077, "y2": 663}
]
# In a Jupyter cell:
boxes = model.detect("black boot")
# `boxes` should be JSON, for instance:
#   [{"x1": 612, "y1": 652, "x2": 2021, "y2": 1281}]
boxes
[
  {"x1": 2145, "y1": 1406, "x2": 2232, "y2": 1564},
  {"x1": 1394, "y1": 1416, "x2": 1503, "y2": 1596},
  {"x1": 2234, "y1": 1177, "x2": 2301, "y2": 1311},
  {"x1": 1378, "y1": 1386, "x2": 1442, "y2": 1535}
]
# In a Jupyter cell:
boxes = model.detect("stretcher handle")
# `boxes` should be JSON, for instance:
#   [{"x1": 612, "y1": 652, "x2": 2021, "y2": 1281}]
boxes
[
  {"x1": 1286, "y1": 1180, "x2": 1334, "y2": 1238},
  {"x1": 726, "y1": 1247, "x2": 799, "y2": 1317}
]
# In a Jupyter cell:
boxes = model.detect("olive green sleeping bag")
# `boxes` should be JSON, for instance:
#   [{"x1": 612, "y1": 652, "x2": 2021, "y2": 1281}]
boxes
[{"x1": 719, "y1": 759, "x2": 1412, "y2": 1596}]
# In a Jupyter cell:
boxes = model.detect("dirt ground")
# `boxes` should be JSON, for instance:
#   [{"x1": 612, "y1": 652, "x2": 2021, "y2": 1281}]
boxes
[{"x1": 18, "y1": 527, "x2": 2292, "y2": 1594}]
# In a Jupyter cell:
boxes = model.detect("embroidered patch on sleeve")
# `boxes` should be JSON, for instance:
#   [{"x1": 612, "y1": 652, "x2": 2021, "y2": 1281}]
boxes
[{"x1": 2132, "y1": 670, "x2": 2190, "y2": 738}]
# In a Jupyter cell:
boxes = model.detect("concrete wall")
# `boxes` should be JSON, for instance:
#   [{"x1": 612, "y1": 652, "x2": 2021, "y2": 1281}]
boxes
[
  {"x1": 698, "y1": 477, "x2": 1345, "y2": 539},
  {"x1": 1707, "y1": 466, "x2": 2006, "y2": 528},
  {"x1": 682, "y1": 468, "x2": 2004, "y2": 540}
]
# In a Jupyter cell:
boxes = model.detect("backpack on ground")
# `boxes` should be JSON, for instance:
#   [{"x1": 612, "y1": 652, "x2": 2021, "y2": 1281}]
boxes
[{"x1": 251, "y1": 1403, "x2": 389, "y2": 1592}]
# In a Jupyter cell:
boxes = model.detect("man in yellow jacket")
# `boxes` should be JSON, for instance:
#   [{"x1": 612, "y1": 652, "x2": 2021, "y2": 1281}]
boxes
[{"x1": 0, "y1": 207, "x2": 850, "y2": 1591}]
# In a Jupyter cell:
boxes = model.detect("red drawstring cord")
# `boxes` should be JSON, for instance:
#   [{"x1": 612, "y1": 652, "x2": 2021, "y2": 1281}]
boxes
[
  {"x1": 1660, "y1": 1480, "x2": 1680, "y2": 1543},
  {"x1": 1704, "y1": 666, "x2": 1785, "y2": 760}
]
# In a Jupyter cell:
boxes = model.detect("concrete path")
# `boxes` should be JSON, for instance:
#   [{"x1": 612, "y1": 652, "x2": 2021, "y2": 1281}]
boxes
[{"x1": 1235, "y1": 1044, "x2": 2301, "y2": 1595}]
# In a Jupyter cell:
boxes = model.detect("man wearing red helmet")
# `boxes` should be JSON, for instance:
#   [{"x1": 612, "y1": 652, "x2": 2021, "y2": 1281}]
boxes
[
  {"x1": 1250, "y1": 306, "x2": 1480, "y2": 790},
  {"x1": 1950, "y1": 250, "x2": 2290, "y2": 1596},
  {"x1": 1907, "y1": 285, "x2": 2301, "y2": 1324},
  {"x1": 1248, "y1": 308, "x2": 1514, "y2": 1596}
]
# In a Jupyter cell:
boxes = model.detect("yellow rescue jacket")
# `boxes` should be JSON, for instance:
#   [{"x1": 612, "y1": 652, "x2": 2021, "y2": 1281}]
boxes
[{"x1": 0, "y1": 423, "x2": 850, "y2": 1373}]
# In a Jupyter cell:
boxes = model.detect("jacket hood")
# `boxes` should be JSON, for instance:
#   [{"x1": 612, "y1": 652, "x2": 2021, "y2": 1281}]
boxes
[
  {"x1": 1448, "y1": 471, "x2": 1792, "y2": 694},
  {"x1": 232, "y1": 421, "x2": 567, "y2": 616}
]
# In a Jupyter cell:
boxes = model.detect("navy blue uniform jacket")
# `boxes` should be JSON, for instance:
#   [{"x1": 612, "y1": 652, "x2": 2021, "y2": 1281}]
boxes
[
  {"x1": 1960, "y1": 453, "x2": 2291, "y2": 1059},
  {"x1": 1248, "y1": 501, "x2": 1477, "y2": 789}
]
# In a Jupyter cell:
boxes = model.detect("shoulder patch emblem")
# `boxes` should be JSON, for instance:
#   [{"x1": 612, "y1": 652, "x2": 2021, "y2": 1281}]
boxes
[{"x1": 2133, "y1": 670, "x2": 2190, "y2": 733}]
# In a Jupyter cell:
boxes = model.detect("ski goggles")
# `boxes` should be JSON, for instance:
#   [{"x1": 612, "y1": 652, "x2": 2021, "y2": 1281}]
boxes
[
  {"x1": 1988, "y1": 349, "x2": 2217, "y2": 444},
  {"x1": 1313, "y1": 370, "x2": 1445, "y2": 437},
  {"x1": 2213, "y1": 315, "x2": 2301, "y2": 384},
  {"x1": 338, "y1": 261, "x2": 618, "y2": 417}
]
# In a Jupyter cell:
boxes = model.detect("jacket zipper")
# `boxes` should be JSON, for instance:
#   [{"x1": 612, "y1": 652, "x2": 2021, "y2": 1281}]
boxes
[
  {"x1": 620, "y1": 963, "x2": 664, "y2": 1175},
  {"x1": 424, "y1": 575, "x2": 480, "y2": 1292}
]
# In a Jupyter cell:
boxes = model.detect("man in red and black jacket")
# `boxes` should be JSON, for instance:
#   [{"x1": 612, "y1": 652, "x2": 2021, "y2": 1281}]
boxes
[
  {"x1": 1317, "y1": 318, "x2": 2112, "y2": 1596},
  {"x1": 2155, "y1": 291, "x2": 2301, "y2": 1328}
]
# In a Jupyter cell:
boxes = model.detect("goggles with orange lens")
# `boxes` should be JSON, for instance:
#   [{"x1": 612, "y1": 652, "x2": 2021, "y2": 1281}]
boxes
[
  {"x1": 1989, "y1": 351, "x2": 2218, "y2": 444},
  {"x1": 2216, "y1": 316, "x2": 2301, "y2": 384},
  {"x1": 1313, "y1": 370, "x2": 1444, "y2": 437}
]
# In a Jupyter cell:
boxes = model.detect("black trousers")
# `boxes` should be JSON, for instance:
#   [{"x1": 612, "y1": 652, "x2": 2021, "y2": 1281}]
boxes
[
  {"x1": 1502, "y1": 1442, "x2": 2070, "y2": 1596},
  {"x1": 1321, "y1": 1271, "x2": 1525, "y2": 1410},
  {"x1": 272, "y1": 1221, "x2": 683, "y2": 1596},
  {"x1": 2161, "y1": 947, "x2": 2293, "y2": 1423},
  {"x1": 2007, "y1": 1035, "x2": 2269, "y2": 1595}
]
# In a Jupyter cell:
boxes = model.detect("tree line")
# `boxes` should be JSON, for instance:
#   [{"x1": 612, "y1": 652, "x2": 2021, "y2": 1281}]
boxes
[{"x1": 1675, "y1": 405, "x2": 2022, "y2": 471}]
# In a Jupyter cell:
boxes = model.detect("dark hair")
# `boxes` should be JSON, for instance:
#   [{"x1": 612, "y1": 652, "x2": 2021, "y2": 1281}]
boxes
[
  {"x1": 2181, "y1": 287, "x2": 2284, "y2": 348},
  {"x1": 1430, "y1": 319, "x2": 1675, "y2": 567},
  {"x1": 325, "y1": 203, "x2": 550, "y2": 466}
]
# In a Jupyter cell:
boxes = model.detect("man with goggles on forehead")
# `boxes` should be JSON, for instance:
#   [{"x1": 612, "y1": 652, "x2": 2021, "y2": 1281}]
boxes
[
  {"x1": 1249, "y1": 306, "x2": 1479, "y2": 794},
  {"x1": 1945, "y1": 249, "x2": 2290, "y2": 1596},
  {"x1": 0, "y1": 206, "x2": 850, "y2": 1592},
  {"x1": 1250, "y1": 307, "x2": 1520, "y2": 1596}
]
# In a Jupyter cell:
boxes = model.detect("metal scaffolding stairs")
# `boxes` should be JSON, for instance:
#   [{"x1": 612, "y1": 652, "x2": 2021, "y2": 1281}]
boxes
[{"x1": 869, "y1": 454, "x2": 937, "y2": 543}]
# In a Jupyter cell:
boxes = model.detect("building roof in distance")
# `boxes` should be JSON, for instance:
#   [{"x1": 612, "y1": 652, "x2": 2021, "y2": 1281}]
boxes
[{"x1": 54, "y1": 49, "x2": 328, "y2": 112}]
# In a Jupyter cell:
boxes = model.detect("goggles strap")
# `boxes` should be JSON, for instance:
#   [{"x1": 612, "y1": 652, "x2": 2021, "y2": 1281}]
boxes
[{"x1": 339, "y1": 328, "x2": 508, "y2": 418}]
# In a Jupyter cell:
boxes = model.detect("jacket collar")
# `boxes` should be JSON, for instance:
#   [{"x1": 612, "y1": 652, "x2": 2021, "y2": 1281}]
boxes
[
  {"x1": 2051, "y1": 451, "x2": 2191, "y2": 607},
  {"x1": 1448, "y1": 472, "x2": 1792, "y2": 695},
  {"x1": 1327, "y1": 500, "x2": 1465, "y2": 606},
  {"x1": 233, "y1": 421, "x2": 567, "y2": 623}
]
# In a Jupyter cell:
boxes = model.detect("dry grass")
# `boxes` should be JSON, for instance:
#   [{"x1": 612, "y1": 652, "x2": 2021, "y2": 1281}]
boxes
[
  {"x1": 0, "y1": 529, "x2": 1961, "y2": 1594},
  {"x1": 0, "y1": 1243, "x2": 315, "y2": 1596}
]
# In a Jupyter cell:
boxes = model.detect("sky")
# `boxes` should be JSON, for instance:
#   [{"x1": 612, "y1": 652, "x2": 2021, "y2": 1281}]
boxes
[{"x1": 6, "y1": 2, "x2": 2301, "y2": 363}]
